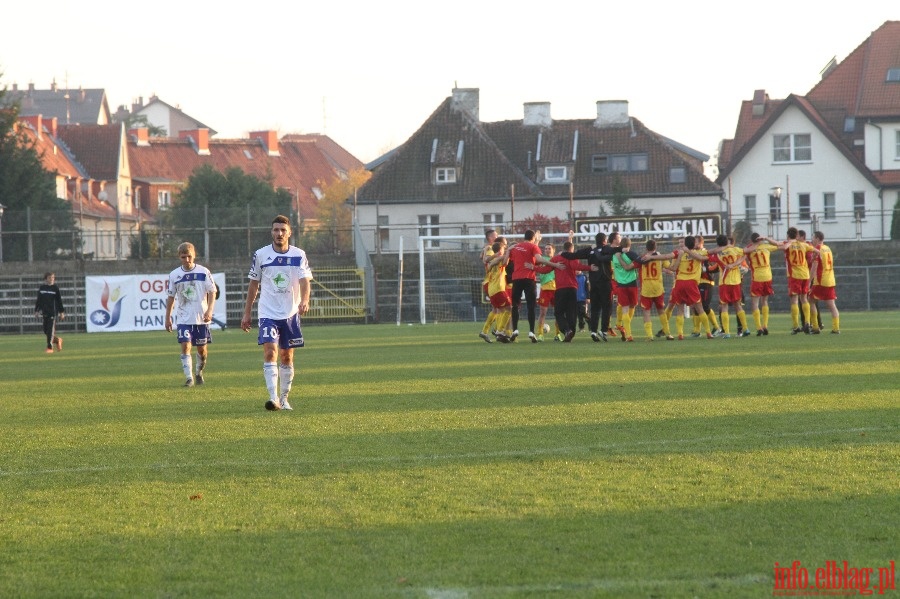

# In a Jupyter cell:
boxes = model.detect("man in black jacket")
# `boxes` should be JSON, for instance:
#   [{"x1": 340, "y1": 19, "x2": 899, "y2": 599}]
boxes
[
  {"x1": 560, "y1": 231, "x2": 622, "y2": 342},
  {"x1": 34, "y1": 272, "x2": 66, "y2": 353}
]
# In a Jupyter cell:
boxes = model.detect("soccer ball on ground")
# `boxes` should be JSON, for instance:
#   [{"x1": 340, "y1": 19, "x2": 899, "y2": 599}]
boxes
[{"x1": 542, "y1": 323, "x2": 551, "y2": 334}]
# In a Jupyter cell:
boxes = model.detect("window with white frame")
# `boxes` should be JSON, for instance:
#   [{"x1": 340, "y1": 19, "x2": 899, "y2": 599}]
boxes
[
  {"x1": 744, "y1": 195, "x2": 757, "y2": 222},
  {"x1": 769, "y1": 193, "x2": 782, "y2": 222},
  {"x1": 419, "y1": 214, "x2": 440, "y2": 248},
  {"x1": 669, "y1": 167, "x2": 686, "y2": 183},
  {"x1": 798, "y1": 193, "x2": 811, "y2": 221},
  {"x1": 773, "y1": 133, "x2": 812, "y2": 162},
  {"x1": 435, "y1": 167, "x2": 457, "y2": 184},
  {"x1": 543, "y1": 166, "x2": 568, "y2": 183},
  {"x1": 483, "y1": 213, "x2": 504, "y2": 233},
  {"x1": 895, "y1": 130, "x2": 900, "y2": 159},
  {"x1": 823, "y1": 193, "x2": 836, "y2": 220},
  {"x1": 853, "y1": 191, "x2": 866, "y2": 219},
  {"x1": 158, "y1": 190, "x2": 171, "y2": 209}
]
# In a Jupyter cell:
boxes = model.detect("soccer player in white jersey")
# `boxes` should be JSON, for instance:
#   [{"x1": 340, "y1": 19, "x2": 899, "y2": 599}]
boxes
[
  {"x1": 165, "y1": 242, "x2": 217, "y2": 387},
  {"x1": 241, "y1": 215, "x2": 313, "y2": 411}
]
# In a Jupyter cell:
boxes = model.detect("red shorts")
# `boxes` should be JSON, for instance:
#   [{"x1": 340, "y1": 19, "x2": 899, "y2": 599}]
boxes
[
  {"x1": 718, "y1": 284, "x2": 742, "y2": 304},
  {"x1": 490, "y1": 291, "x2": 511, "y2": 309},
  {"x1": 750, "y1": 280, "x2": 774, "y2": 297},
  {"x1": 788, "y1": 277, "x2": 810, "y2": 296},
  {"x1": 640, "y1": 294, "x2": 666, "y2": 311},
  {"x1": 811, "y1": 285, "x2": 836, "y2": 301},
  {"x1": 671, "y1": 279, "x2": 701, "y2": 306},
  {"x1": 537, "y1": 290, "x2": 555, "y2": 308},
  {"x1": 616, "y1": 286, "x2": 639, "y2": 307}
]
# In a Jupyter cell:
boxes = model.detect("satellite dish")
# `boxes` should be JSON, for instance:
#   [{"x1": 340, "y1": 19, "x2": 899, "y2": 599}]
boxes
[{"x1": 98, "y1": 191, "x2": 108, "y2": 202}]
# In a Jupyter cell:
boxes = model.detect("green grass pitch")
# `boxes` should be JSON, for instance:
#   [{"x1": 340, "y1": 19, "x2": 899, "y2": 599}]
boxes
[{"x1": 0, "y1": 312, "x2": 897, "y2": 598}]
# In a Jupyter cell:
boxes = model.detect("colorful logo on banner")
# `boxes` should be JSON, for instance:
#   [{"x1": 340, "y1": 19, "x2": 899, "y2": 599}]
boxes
[{"x1": 89, "y1": 281, "x2": 125, "y2": 328}]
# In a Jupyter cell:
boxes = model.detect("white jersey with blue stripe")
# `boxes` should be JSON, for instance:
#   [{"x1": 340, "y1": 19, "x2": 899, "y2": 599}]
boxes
[
  {"x1": 248, "y1": 244, "x2": 313, "y2": 320},
  {"x1": 167, "y1": 264, "x2": 215, "y2": 325}
]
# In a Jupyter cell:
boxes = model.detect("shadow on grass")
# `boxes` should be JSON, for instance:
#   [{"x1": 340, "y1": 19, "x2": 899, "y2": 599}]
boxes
[{"x1": 0, "y1": 493, "x2": 894, "y2": 598}]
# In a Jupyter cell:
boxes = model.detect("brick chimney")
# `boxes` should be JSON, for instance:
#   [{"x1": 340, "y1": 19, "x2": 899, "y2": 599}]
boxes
[
  {"x1": 180, "y1": 129, "x2": 210, "y2": 155},
  {"x1": 47, "y1": 117, "x2": 58, "y2": 138},
  {"x1": 594, "y1": 100, "x2": 630, "y2": 128},
  {"x1": 451, "y1": 88, "x2": 479, "y2": 121},
  {"x1": 250, "y1": 130, "x2": 280, "y2": 156},
  {"x1": 524, "y1": 102, "x2": 552, "y2": 127},
  {"x1": 20, "y1": 114, "x2": 42, "y2": 138},
  {"x1": 129, "y1": 128, "x2": 150, "y2": 146},
  {"x1": 752, "y1": 89, "x2": 768, "y2": 116}
]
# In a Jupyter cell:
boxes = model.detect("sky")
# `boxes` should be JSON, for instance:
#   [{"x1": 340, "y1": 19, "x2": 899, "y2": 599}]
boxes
[{"x1": 1, "y1": 1, "x2": 896, "y2": 167}]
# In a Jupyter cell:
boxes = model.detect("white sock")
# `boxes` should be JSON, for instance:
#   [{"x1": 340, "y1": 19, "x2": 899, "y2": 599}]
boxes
[
  {"x1": 279, "y1": 364, "x2": 294, "y2": 400},
  {"x1": 181, "y1": 354, "x2": 193, "y2": 381},
  {"x1": 263, "y1": 362, "x2": 278, "y2": 401}
]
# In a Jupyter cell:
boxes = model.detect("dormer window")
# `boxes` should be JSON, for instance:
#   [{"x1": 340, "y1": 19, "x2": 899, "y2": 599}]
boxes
[
  {"x1": 435, "y1": 167, "x2": 457, "y2": 184},
  {"x1": 886, "y1": 68, "x2": 900, "y2": 82},
  {"x1": 543, "y1": 166, "x2": 568, "y2": 183}
]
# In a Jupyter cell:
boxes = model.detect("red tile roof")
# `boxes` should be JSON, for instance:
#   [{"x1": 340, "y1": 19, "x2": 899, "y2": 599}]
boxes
[
  {"x1": 57, "y1": 124, "x2": 124, "y2": 181},
  {"x1": 127, "y1": 134, "x2": 363, "y2": 219}
]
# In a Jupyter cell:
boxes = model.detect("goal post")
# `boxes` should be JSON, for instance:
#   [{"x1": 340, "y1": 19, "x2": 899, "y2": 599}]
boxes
[{"x1": 416, "y1": 230, "x2": 686, "y2": 325}]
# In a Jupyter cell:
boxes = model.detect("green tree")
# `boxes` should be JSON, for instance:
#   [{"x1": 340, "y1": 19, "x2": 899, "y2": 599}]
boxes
[
  {"x1": 603, "y1": 176, "x2": 637, "y2": 216},
  {"x1": 310, "y1": 168, "x2": 370, "y2": 254},
  {"x1": 169, "y1": 164, "x2": 294, "y2": 259},
  {"x1": 0, "y1": 77, "x2": 77, "y2": 261}
]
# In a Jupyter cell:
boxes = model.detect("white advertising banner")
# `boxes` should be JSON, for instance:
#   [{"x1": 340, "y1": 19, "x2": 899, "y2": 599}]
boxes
[{"x1": 85, "y1": 273, "x2": 227, "y2": 333}]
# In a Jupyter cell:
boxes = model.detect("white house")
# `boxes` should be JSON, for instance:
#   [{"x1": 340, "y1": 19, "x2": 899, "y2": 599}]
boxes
[{"x1": 717, "y1": 21, "x2": 900, "y2": 241}]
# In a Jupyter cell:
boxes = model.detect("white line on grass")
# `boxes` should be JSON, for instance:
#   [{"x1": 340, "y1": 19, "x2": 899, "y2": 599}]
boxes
[
  {"x1": 417, "y1": 572, "x2": 770, "y2": 597},
  {"x1": 0, "y1": 425, "x2": 893, "y2": 478}
]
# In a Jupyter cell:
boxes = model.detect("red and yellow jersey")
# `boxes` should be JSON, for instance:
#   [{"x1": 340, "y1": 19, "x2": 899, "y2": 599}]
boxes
[
  {"x1": 639, "y1": 255, "x2": 670, "y2": 298},
  {"x1": 676, "y1": 248, "x2": 707, "y2": 282},
  {"x1": 814, "y1": 243, "x2": 836, "y2": 287},
  {"x1": 717, "y1": 246, "x2": 745, "y2": 286},
  {"x1": 486, "y1": 256, "x2": 508, "y2": 297},
  {"x1": 481, "y1": 246, "x2": 494, "y2": 284},
  {"x1": 785, "y1": 240, "x2": 815, "y2": 280},
  {"x1": 746, "y1": 242, "x2": 779, "y2": 283}
]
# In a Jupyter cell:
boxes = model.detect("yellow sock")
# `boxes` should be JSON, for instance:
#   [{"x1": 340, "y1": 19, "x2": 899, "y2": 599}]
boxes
[
  {"x1": 676, "y1": 315, "x2": 684, "y2": 336},
  {"x1": 809, "y1": 305, "x2": 819, "y2": 331},
  {"x1": 720, "y1": 309, "x2": 730, "y2": 335},
  {"x1": 482, "y1": 312, "x2": 496, "y2": 334},
  {"x1": 707, "y1": 309, "x2": 720, "y2": 330},
  {"x1": 691, "y1": 315, "x2": 700, "y2": 334},
  {"x1": 660, "y1": 314, "x2": 671, "y2": 336},
  {"x1": 699, "y1": 312, "x2": 711, "y2": 334},
  {"x1": 737, "y1": 310, "x2": 748, "y2": 332},
  {"x1": 801, "y1": 303, "x2": 811, "y2": 327},
  {"x1": 832, "y1": 316, "x2": 840, "y2": 332},
  {"x1": 791, "y1": 304, "x2": 800, "y2": 328},
  {"x1": 616, "y1": 305, "x2": 623, "y2": 327},
  {"x1": 753, "y1": 309, "x2": 761, "y2": 330},
  {"x1": 664, "y1": 305, "x2": 673, "y2": 320},
  {"x1": 623, "y1": 310, "x2": 633, "y2": 338},
  {"x1": 762, "y1": 305, "x2": 770, "y2": 328}
]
